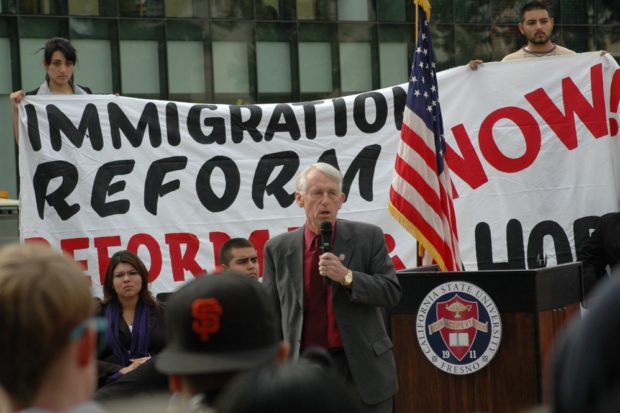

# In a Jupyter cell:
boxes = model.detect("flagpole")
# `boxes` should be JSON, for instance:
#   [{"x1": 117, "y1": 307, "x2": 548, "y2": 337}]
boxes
[
  {"x1": 390, "y1": 0, "x2": 462, "y2": 271},
  {"x1": 412, "y1": 0, "x2": 432, "y2": 268},
  {"x1": 413, "y1": 0, "x2": 432, "y2": 55}
]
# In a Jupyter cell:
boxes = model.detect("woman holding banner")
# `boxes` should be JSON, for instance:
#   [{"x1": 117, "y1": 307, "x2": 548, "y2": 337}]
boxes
[
  {"x1": 96, "y1": 250, "x2": 166, "y2": 394},
  {"x1": 9, "y1": 37, "x2": 91, "y2": 144}
]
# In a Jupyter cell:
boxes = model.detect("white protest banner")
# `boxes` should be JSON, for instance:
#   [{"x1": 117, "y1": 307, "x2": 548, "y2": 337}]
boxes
[
  {"x1": 18, "y1": 89, "x2": 411, "y2": 296},
  {"x1": 445, "y1": 52, "x2": 620, "y2": 270},
  {"x1": 18, "y1": 52, "x2": 619, "y2": 295}
]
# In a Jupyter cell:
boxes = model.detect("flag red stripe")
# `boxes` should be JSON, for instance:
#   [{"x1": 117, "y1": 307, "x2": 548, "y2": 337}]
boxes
[
  {"x1": 394, "y1": 155, "x2": 442, "y2": 217},
  {"x1": 389, "y1": 186, "x2": 456, "y2": 270},
  {"x1": 401, "y1": 118, "x2": 438, "y2": 174}
]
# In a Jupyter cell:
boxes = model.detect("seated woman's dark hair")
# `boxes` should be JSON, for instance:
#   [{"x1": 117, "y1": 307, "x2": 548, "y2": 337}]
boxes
[{"x1": 102, "y1": 250, "x2": 157, "y2": 307}]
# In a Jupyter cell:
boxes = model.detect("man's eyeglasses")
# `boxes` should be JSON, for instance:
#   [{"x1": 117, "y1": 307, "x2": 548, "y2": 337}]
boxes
[{"x1": 69, "y1": 316, "x2": 108, "y2": 356}]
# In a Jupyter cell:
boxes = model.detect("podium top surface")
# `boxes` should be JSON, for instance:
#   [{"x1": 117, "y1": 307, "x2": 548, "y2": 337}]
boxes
[{"x1": 390, "y1": 262, "x2": 582, "y2": 314}]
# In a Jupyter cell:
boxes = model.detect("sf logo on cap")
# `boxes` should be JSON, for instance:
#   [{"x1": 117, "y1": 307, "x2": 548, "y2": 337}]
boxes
[{"x1": 191, "y1": 298, "x2": 223, "y2": 342}]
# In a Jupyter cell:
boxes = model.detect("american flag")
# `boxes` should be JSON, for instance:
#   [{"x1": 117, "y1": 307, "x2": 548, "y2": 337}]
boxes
[{"x1": 388, "y1": 1, "x2": 462, "y2": 271}]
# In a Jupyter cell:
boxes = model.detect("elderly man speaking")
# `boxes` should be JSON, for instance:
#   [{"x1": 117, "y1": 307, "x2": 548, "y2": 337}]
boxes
[{"x1": 263, "y1": 162, "x2": 402, "y2": 413}]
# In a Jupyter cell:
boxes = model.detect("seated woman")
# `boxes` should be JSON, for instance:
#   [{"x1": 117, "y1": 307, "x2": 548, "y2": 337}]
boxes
[
  {"x1": 9, "y1": 37, "x2": 91, "y2": 144},
  {"x1": 97, "y1": 250, "x2": 165, "y2": 389}
]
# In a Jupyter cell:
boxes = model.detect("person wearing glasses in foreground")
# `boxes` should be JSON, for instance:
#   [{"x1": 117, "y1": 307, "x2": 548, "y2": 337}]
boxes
[{"x1": 0, "y1": 243, "x2": 104, "y2": 413}]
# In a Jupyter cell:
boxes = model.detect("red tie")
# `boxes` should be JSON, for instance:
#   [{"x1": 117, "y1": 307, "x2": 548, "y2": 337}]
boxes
[{"x1": 302, "y1": 235, "x2": 328, "y2": 349}]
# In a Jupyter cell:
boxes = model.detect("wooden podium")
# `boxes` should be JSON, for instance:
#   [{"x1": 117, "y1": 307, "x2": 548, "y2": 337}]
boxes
[{"x1": 389, "y1": 263, "x2": 582, "y2": 413}]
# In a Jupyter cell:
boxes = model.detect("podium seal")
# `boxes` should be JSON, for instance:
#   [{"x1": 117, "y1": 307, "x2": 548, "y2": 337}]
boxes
[{"x1": 416, "y1": 281, "x2": 502, "y2": 375}]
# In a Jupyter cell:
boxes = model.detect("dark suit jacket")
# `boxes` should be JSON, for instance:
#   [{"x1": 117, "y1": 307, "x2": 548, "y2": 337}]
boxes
[
  {"x1": 96, "y1": 301, "x2": 166, "y2": 387},
  {"x1": 578, "y1": 212, "x2": 620, "y2": 297},
  {"x1": 263, "y1": 219, "x2": 402, "y2": 405}
]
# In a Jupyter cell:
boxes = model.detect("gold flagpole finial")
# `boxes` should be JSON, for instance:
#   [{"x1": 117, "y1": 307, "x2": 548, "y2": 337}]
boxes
[
  {"x1": 412, "y1": 0, "x2": 431, "y2": 43},
  {"x1": 413, "y1": 0, "x2": 431, "y2": 21}
]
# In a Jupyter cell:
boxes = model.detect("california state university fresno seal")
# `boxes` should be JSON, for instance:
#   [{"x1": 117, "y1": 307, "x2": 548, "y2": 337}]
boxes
[{"x1": 416, "y1": 281, "x2": 502, "y2": 375}]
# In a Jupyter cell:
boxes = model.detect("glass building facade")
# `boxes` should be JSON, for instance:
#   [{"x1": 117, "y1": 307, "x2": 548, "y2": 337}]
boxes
[{"x1": 1, "y1": 0, "x2": 619, "y2": 200}]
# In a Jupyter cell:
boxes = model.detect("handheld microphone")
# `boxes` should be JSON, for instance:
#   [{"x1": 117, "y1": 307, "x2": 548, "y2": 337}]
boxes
[{"x1": 320, "y1": 221, "x2": 332, "y2": 286}]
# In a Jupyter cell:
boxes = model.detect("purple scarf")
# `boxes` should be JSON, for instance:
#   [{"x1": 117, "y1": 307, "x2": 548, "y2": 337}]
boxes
[{"x1": 105, "y1": 300, "x2": 151, "y2": 367}]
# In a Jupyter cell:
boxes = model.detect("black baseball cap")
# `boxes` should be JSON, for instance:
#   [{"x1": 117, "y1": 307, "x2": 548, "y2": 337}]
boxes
[{"x1": 155, "y1": 271, "x2": 281, "y2": 375}]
